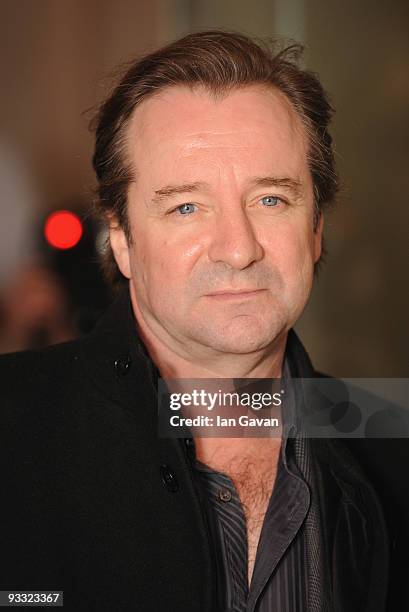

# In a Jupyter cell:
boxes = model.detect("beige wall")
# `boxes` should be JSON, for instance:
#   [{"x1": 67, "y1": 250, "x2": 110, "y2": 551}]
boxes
[
  {"x1": 1, "y1": 0, "x2": 158, "y2": 207},
  {"x1": 298, "y1": 0, "x2": 409, "y2": 376},
  {"x1": 1, "y1": 0, "x2": 407, "y2": 375}
]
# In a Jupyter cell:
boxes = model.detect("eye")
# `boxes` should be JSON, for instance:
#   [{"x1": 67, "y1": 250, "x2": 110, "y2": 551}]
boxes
[
  {"x1": 174, "y1": 203, "x2": 198, "y2": 215},
  {"x1": 260, "y1": 195, "x2": 280, "y2": 207}
]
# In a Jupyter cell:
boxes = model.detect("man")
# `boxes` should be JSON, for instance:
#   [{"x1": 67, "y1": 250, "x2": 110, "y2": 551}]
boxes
[{"x1": 0, "y1": 31, "x2": 407, "y2": 611}]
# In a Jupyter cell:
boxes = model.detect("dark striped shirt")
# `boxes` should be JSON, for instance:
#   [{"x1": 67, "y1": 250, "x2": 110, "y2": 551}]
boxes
[
  {"x1": 187, "y1": 369, "x2": 312, "y2": 611},
  {"x1": 192, "y1": 438, "x2": 310, "y2": 611}
]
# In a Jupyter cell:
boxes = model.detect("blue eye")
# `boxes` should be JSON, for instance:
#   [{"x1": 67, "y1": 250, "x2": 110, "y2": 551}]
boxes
[
  {"x1": 260, "y1": 196, "x2": 280, "y2": 207},
  {"x1": 176, "y1": 203, "x2": 197, "y2": 215}
]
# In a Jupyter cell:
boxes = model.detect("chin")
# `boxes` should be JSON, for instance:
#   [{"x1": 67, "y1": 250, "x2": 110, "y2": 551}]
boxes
[{"x1": 190, "y1": 316, "x2": 287, "y2": 355}]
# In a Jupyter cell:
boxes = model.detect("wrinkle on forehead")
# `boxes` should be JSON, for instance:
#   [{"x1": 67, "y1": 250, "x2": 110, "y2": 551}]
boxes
[
  {"x1": 180, "y1": 131, "x2": 263, "y2": 151},
  {"x1": 127, "y1": 84, "x2": 307, "y2": 157}
]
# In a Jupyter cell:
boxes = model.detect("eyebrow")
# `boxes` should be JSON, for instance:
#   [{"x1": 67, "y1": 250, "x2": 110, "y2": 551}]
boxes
[
  {"x1": 151, "y1": 176, "x2": 303, "y2": 205},
  {"x1": 250, "y1": 176, "x2": 303, "y2": 198},
  {"x1": 152, "y1": 182, "x2": 207, "y2": 205}
]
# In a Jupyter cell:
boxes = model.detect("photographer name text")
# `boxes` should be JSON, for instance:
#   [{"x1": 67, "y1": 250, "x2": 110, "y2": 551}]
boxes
[{"x1": 169, "y1": 414, "x2": 280, "y2": 428}]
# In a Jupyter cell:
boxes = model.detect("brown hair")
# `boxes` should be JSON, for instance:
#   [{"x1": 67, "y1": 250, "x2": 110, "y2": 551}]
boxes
[{"x1": 91, "y1": 30, "x2": 338, "y2": 287}]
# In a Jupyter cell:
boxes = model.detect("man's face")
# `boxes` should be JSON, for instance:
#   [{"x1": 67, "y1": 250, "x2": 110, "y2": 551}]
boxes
[{"x1": 111, "y1": 85, "x2": 323, "y2": 356}]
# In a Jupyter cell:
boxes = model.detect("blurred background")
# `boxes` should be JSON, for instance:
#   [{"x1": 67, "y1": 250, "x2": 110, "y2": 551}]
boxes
[{"x1": 0, "y1": 0, "x2": 408, "y2": 376}]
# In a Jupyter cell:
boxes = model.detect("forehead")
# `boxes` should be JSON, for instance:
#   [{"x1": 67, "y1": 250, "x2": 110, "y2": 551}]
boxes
[{"x1": 126, "y1": 84, "x2": 309, "y2": 185}]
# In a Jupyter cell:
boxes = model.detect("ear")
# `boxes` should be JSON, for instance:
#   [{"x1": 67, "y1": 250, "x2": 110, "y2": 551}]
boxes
[
  {"x1": 109, "y1": 219, "x2": 131, "y2": 279},
  {"x1": 313, "y1": 212, "x2": 324, "y2": 263}
]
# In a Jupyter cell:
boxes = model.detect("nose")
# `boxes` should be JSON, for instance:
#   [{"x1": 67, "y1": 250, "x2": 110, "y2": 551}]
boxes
[{"x1": 208, "y1": 208, "x2": 264, "y2": 270}]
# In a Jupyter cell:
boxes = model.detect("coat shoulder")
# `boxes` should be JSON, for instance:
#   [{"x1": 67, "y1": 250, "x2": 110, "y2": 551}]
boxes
[{"x1": 0, "y1": 339, "x2": 86, "y2": 412}]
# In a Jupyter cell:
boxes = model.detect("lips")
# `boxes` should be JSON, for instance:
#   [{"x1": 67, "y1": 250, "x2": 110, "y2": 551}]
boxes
[{"x1": 205, "y1": 288, "x2": 265, "y2": 298}]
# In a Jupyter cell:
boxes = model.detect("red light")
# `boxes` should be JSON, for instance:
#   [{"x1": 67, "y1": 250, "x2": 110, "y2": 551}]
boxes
[{"x1": 44, "y1": 210, "x2": 83, "y2": 250}]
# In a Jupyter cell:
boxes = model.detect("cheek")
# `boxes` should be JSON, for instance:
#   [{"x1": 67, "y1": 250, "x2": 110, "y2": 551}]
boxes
[
  {"x1": 129, "y1": 229, "x2": 203, "y2": 296},
  {"x1": 261, "y1": 223, "x2": 315, "y2": 284}
]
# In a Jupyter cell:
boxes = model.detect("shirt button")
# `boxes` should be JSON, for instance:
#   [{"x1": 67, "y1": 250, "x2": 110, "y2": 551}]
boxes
[
  {"x1": 114, "y1": 354, "x2": 132, "y2": 377},
  {"x1": 160, "y1": 465, "x2": 179, "y2": 492},
  {"x1": 218, "y1": 488, "x2": 232, "y2": 502}
]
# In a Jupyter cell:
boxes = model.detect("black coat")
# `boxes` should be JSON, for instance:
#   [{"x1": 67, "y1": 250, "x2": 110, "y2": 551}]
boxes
[{"x1": 0, "y1": 290, "x2": 407, "y2": 611}]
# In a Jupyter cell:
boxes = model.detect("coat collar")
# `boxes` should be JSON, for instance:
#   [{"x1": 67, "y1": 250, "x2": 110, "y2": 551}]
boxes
[{"x1": 79, "y1": 287, "x2": 159, "y2": 421}]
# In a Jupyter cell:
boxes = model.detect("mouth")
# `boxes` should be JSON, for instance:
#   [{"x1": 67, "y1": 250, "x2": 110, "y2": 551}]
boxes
[{"x1": 205, "y1": 289, "x2": 266, "y2": 300}]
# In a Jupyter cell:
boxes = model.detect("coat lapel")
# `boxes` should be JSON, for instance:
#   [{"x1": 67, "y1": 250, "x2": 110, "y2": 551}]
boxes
[
  {"x1": 286, "y1": 330, "x2": 389, "y2": 611},
  {"x1": 79, "y1": 289, "x2": 215, "y2": 611}
]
